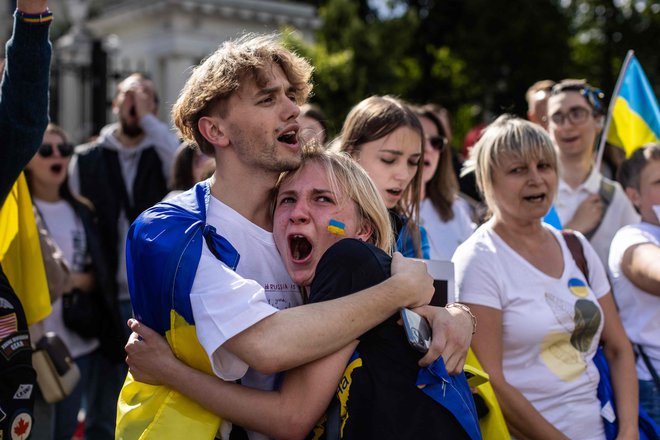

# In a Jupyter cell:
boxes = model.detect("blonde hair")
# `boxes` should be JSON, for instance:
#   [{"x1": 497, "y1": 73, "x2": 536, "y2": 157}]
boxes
[
  {"x1": 172, "y1": 33, "x2": 314, "y2": 155},
  {"x1": 463, "y1": 114, "x2": 557, "y2": 211},
  {"x1": 333, "y1": 95, "x2": 424, "y2": 257},
  {"x1": 275, "y1": 146, "x2": 394, "y2": 253}
]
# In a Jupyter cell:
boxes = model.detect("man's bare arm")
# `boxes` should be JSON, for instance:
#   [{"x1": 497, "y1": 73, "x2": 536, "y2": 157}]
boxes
[{"x1": 223, "y1": 253, "x2": 434, "y2": 374}]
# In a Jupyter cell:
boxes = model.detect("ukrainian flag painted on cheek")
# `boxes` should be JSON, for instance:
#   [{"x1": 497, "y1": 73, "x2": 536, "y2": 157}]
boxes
[{"x1": 606, "y1": 53, "x2": 660, "y2": 157}]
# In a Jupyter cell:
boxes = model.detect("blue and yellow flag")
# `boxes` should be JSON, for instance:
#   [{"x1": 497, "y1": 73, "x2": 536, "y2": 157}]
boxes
[
  {"x1": 117, "y1": 182, "x2": 237, "y2": 440},
  {"x1": 0, "y1": 173, "x2": 51, "y2": 325},
  {"x1": 606, "y1": 52, "x2": 660, "y2": 157}
]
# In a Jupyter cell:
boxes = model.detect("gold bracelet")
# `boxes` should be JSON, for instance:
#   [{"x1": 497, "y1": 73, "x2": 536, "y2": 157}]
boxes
[{"x1": 446, "y1": 302, "x2": 477, "y2": 334}]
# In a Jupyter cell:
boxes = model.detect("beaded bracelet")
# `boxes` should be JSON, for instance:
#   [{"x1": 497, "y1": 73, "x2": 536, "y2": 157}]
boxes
[
  {"x1": 16, "y1": 8, "x2": 53, "y2": 24},
  {"x1": 446, "y1": 302, "x2": 477, "y2": 334}
]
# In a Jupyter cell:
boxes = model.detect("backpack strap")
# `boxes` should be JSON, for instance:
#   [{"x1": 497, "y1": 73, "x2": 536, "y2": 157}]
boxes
[
  {"x1": 636, "y1": 344, "x2": 660, "y2": 390},
  {"x1": 561, "y1": 230, "x2": 589, "y2": 282},
  {"x1": 584, "y1": 177, "x2": 616, "y2": 240}
]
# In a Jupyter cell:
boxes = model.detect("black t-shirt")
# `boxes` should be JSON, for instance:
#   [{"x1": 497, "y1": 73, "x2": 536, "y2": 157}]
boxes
[{"x1": 307, "y1": 238, "x2": 470, "y2": 440}]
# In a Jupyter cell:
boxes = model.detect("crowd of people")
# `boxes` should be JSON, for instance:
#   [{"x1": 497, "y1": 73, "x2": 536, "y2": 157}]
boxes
[{"x1": 1, "y1": 2, "x2": 659, "y2": 439}]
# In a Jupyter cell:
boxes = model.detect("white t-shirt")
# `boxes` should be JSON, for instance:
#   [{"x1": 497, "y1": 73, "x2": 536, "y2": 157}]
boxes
[
  {"x1": 420, "y1": 198, "x2": 475, "y2": 261},
  {"x1": 34, "y1": 199, "x2": 99, "y2": 359},
  {"x1": 608, "y1": 222, "x2": 660, "y2": 380},
  {"x1": 191, "y1": 196, "x2": 302, "y2": 388},
  {"x1": 555, "y1": 169, "x2": 640, "y2": 266},
  {"x1": 453, "y1": 221, "x2": 609, "y2": 440}
]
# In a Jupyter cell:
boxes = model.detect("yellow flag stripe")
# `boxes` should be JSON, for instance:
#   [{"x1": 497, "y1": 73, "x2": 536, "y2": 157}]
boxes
[
  {"x1": 607, "y1": 97, "x2": 660, "y2": 157},
  {"x1": 0, "y1": 174, "x2": 51, "y2": 325}
]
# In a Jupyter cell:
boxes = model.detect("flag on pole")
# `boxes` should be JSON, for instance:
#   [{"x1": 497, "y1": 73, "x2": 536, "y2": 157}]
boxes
[{"x1": 603, "y1": 51, "x2": 660, "y2": 158}]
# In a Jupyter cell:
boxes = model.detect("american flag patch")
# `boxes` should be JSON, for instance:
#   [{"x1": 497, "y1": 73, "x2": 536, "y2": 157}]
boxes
[{"x1": 0, "y1": 313, "x2": 18, "y2": 339}]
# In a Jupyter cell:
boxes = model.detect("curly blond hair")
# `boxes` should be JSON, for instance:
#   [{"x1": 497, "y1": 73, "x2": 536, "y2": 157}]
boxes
[{"x1": 172, "y1": 33, "x2": 313, "y2": 155}]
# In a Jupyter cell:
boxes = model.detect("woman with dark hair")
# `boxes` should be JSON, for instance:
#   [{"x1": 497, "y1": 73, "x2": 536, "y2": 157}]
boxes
[
  {"x1": 25, "y1": 123, "x2": 123, "y2": 440},
  {"x1": 415, "y1": 105, "x2": 475, "y2": 260},
  {"x1": 164, "y1": 143, "x2": 214, "y2": 200},
  {"x1": 299, "y1": 103, "x2": 329, "y2": 146},
  {"x1": 332, "y1": 95, "x2": 429, "y2": 258}
]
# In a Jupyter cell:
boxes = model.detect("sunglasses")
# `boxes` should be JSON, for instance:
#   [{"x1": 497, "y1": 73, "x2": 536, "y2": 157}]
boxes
[
  {"x1": 38, "y1": 142, "x2": 74, "y2": 158},
  {"x1": 428, "y1": 136, "x2": 448, "y2": 152}
]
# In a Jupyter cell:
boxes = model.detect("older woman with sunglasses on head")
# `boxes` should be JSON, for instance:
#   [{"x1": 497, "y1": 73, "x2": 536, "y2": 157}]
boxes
[
  {"x1": 415, "y1": 105, "x2": 475, "y2": 260},
  {"x1": 547, "y1": 79, "x2": 639, "y2": 265},
  {"x1": 25, "y1": 123, "x2": 123, "y2": 440},
  {"x1": 454, "y1": 115, "x2": 638, "y2": 439}
]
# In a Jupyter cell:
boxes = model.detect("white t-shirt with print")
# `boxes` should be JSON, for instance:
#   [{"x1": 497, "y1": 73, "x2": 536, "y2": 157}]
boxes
[
  {"x1": 191, "y1": 196, "x2": 302, "y2": 392},
  {"x1": 420, "y1": 198, "x2": 475, "y2": 261},
  {"x1": 608, "y1": 222, "x2": 660, "y2": 380},
  {"x1": 454, "y1": 221, "x2": 609, "y2": 440},
  {"x1": 34, "y1": 199, "x2": 99, "y2": 359},
  {"x1": 555, "y1": 169, "x2": 640, "y2": 266}
]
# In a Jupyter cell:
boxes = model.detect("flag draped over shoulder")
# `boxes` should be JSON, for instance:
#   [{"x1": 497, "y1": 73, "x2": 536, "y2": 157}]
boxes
[
  {"x1": 0, "y1": 173, "x2": 51, "y2": 325},
  {"x1": 606, "y1": 52, "x2": 660, "y2": 157},
  {"x1": 117, "y1": 182, "x2": 237, "y2": 440}
]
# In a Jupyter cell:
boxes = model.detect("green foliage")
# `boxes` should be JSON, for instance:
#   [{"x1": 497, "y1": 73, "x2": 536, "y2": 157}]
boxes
[{"x1": 290, "y1": 0, "x2": 660, "y2": 147}]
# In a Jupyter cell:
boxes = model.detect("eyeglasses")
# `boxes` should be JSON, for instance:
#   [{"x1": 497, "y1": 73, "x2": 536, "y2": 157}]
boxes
[
  {"x1": 548, "y1": 107, "x2": 594, "y2": 126},
  {"x1": 38, "y1": 142, "x2": 74, "y2": 158},
  {"x1": 428, "y1": 136, "x2": 448, "y2": 152}
]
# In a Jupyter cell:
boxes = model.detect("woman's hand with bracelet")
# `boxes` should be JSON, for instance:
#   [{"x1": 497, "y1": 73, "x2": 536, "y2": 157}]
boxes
[{"x1": 413, "y1": 303, "x2": 475, "y2": 374}]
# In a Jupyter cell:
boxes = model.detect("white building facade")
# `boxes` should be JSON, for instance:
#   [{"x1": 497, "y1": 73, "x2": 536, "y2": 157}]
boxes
[{"x1": 3, "y1": 0, "x2": 320, "y2": 142}]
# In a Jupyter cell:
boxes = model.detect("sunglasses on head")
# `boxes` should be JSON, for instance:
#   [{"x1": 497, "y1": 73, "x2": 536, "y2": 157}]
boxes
[
  {"x1": 38, "y1": 142, "x2": 74, "y2": 158},
  {"x1": 428, "y1": 136, "x2": 448, "y2": 152}
]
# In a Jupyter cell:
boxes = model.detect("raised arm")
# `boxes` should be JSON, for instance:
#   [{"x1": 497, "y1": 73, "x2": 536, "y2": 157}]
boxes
[
  {"x1": 17, "y1": 0, "x2": 49, "y2": 12},
  {"x1": 126, "y1": 319, "x2": 357, "y2": 440},
  {"x1": 621, "y1": 242, "x2": 660, "y2": 296},
  {"x1": 468, "y1": 303, "x2": 570, "y2": 440},
  {"x1": 222, "y1": 252, "x2": 434, "y2": 374},
  {"x1": 0, "y1": 0, "x2": 51, "y2": 203}
]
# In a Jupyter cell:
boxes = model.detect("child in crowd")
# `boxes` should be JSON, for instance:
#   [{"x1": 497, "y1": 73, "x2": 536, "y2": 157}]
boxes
[{"x1": 609, "y1": 143, "x2": 660, "y2": 425}]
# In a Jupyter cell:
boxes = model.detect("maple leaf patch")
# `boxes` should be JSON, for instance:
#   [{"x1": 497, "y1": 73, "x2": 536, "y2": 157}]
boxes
[{"x1": 11, "y1": 412, "x2": 32, "y2": 440}]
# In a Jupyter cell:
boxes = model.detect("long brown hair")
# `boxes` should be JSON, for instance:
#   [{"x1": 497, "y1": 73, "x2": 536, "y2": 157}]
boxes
[
  {"x1": 334, "y1": 95, "x2": 425, "y2": 257},
  {"x1": 415, "y1": 105, "x2": 459, "y2": 222}
]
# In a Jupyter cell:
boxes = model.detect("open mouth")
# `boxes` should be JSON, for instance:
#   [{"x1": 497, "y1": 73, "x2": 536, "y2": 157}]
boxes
[
  {"x1": 278, "y1": 130, "x2": 298, "y2": 145},
  {"x1": 562, "y1": 136, "x2": 579, "y2": 143},
  {"x1": 386, "y1": 189, "x2": 402, "y2": 197},
  {"x1": 524, "y1": 193, "x2": 546, "y2": 202},
  {"x1": 50, "y1": 164, "x2": 63, "y2": 174},
  {"x1": 289, "y1": 234, "x2": 312, "y2": 262}
]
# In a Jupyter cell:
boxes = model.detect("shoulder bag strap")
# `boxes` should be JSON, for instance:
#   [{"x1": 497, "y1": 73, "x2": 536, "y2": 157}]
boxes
[
  {"x1": 561, "y1": 230, "x2": 589, "y2": 282},
  {"x1": 636, "y1": 344, "x2": 660, "y2": 390},
  {"x1": 584, "y1": 178, "x2": 616, "y2": 240}
]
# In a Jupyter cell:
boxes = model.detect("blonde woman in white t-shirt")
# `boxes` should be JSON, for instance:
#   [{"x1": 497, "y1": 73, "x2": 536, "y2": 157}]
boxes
[{"x1": 454, "y1": 114, "x2": 638, "y2": 439}]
